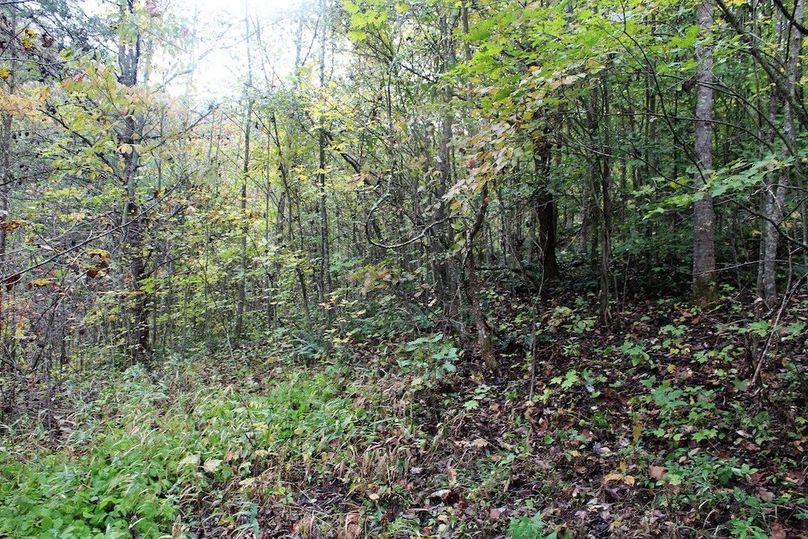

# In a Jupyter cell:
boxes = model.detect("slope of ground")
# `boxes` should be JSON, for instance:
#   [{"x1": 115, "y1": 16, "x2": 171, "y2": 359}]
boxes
[{"x1": 0, "y1": 286, "x2": 806, "y2": 538}]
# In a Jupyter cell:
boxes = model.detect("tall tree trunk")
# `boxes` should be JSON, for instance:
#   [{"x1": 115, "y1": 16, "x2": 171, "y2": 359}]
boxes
[
  {"x1": 757, "y1": 73, "x2": 780, "y2": 297},
  {"x1": 692, "y1": 0, "x2": 717, "y2": 303},
  {"x1": 534, "y1": 148, "x2": 559, "y2": 281},
  {"x1": 462, "y1": 184, "x2": 496, "y2": 370},
  {"x1": 0, "y1": 11, "x2": 15, "y2": 354},
  {"x1": 761, "y1": 0, "x2": 804, "y2": 308},
  {"x1": 598, "y1": 80, "x2": 612, "y2": 326},
  {"x1": 430, "y1": 13, "x2": 454, "y2": 318},
  {"x1": 235, "y1": 4, "x2": 253, "y2": 341},
  {"x1": 118, "y1": 0, "x2": 151, "y2": 365},
  {"x1": 317, "y1": 0, "x2": 332, "y2": 303}
]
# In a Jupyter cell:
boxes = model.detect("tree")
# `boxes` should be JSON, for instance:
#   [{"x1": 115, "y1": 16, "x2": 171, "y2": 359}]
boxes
[
  {"x1": 692, "y1": 0, "x2": 717, "y2": 303},
  {"x1": 760, "y1": 0, "x2": 804, "y2": 308}
]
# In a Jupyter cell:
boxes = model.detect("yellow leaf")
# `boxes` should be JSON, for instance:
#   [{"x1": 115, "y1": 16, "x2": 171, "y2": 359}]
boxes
[
  {"x1": 623, "y1": 475, "x2": 636, "y2": 486},
  {"x1": 603, "y1": 472, "x2": 624, "y2": 483},
  {"x1": 603, "y1": 472, "x2": 635, "y2": 486},
  {"x1": 632, "y1": 420, "x2": 643, "y2": 443}
]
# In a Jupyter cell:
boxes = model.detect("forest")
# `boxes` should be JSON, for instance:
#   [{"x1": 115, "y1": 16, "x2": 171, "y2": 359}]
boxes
[{"x1": 0, "y1": 0, "x2": 806, "y2": 537}]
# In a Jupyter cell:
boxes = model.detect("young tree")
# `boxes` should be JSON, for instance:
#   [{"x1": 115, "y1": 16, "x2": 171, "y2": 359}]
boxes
[{"x1": 692, "y1": 0, "x2": 717, "y2": 303}]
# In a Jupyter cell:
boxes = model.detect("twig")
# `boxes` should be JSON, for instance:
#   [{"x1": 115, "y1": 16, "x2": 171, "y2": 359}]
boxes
[{"x1": 750, "y1": 269, "x2": 807, "y2": 388}]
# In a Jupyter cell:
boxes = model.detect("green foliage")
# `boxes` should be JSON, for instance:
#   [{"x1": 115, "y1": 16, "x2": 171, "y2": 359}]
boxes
[
  {"x1": 0, "y1": 362, "x2": 370, "y2": 536},
  {"x1": 509, "y1": 513, "x2": 562, "y2": 539},
  {"x1": 399, "y1": 333, "x2": 459, "y2": 387},
  {"x1": 620, "y1": 339, "x2": 651, "y2": 367}
]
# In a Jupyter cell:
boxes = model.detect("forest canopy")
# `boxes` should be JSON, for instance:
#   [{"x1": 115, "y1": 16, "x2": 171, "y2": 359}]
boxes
[{"x1": 0, "y1": 0, "x2": 806, "y2": 537}]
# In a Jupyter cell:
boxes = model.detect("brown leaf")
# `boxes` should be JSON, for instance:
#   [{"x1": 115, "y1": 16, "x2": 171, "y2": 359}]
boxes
[
  {"x1": 4, "y1": 273, "x2": 20, "y2": 291},
  {"x1": 785, "y1": 470, "x2": 805, "y2": 486},
  {"x1": 0, "y1": 219, "x2": 21, "y2": 231},
  {"x1": 769, "y1": 522, "x2": 787, "y2": 539},
  {"x1": 342, "y1": 512, "x2": 360, "y2": 539},
  {"x1": 447, "y1": 464, "x2": 457, "y2": 483},
  {"x1": 648, "y1": 466, "x2": 666, "y2": 481},
  {"x1": 757, "y1": 488, "x2": 775, "y2": 502}
]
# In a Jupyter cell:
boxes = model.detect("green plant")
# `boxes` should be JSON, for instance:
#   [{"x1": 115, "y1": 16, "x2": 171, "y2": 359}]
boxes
[
  {"x1": 399, "y1": 333, "x2": 459, "y2": 387},
  {"x1": 620, "y1": 339, "x2": 652, "y2": 367},
  {"x1": 0, "y1": 363, "x2": 376, "y2": 538},
  {"x1": 509, "y1": 513, "x2": 562, "y2": 539}
]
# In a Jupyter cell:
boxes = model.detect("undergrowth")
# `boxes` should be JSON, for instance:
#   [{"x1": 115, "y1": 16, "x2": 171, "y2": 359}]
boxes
[
  {"x1": 0, "y1": 361, "x2": 375, "y2": 537},
  {"x1": 1, "y1": 289, "x2": 806, "y2": 538}
]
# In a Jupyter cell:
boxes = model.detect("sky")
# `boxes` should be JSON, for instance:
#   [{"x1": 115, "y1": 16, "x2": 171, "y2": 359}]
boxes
[
  {"x1": 81, "y1": 0, "x2": 308, "y2": 99},
  {"x1": 170, "y1": 0, "x2": 306, "y2": 99}
]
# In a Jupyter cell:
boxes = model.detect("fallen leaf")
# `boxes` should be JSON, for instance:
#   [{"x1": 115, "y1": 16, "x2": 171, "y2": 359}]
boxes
[
  {"x1": 603, "y1": 472, "x2": 635, "y2": 486},
  {"x1": 239, "y1": 477, "x2": 256, "y2": 488},
  {"x1": 770, "y1": 523, "x2": 786, "y2": 539},
  {"x1": 470, "y1": 438, "x2": 489, "y2": 448},
  {"x1": 203, "y1": 458, "x2": 221, "y2": 473},
  {"x1": 623, "y1": 475, "x2": 636, "y2": 486},
  {"x1": 342, "y1": 512, "x2": 360, "y2": 539},
  {"x1": 649, "y1": 466, "x2": 666, "y2": 481},
  {"x1": 430, "y1": 489, "x2": 452, "y2": 499},
  {"x1": 603, "y1": 472, "x2": 623, "y2": 484},
  {"x1": 177, "y1": 454, "x2": 200, "y2": 469},
  {"x1": 757, "y1": 488, "x2": 775, "y2": 502}
]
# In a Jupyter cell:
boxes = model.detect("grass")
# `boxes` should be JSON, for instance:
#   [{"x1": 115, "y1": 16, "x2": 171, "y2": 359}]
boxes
[{"x1": 0, "y1": 360, "x2": 378, "y2": 537}]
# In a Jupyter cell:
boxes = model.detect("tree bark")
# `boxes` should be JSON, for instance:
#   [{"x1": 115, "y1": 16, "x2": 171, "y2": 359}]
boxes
[
  {"x1": 0, "y1": 11, "x2": 15, "y2": 359},
  {"x1": 118, "y1": 0, "x2": 151, "y2": 365},
  {"x1": 761, "y1": 0, "x2": 803, "y2": 308},
  {"x1": 462, "y1": 184, "x2": 496, "y2": 370},
  {"x1": 235, "y1": 3, "x2": 253, "y2": 341},
  {"x1": 317, "y1": 0, "x2": 332, "y2": 303},
  {"x1": 692, "y1": 0, "x2": 717, "y2": 303},
  {"x1": 534, "y1": 149, "x2": 559, "y2": 281}
]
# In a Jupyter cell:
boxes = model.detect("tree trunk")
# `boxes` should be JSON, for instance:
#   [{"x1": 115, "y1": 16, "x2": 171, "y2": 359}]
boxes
[
  {"x1": 598, "y1": 80, "x2": 612, "y2": 326},
  {"x1": 0, "y1": 12, "x2": 14, "y2": 352},
  {"x1": 430, "y1": 13, "x2": 454, "y2": 318},
  {"x1": 118, "y1": 0, "x2": 151, "y2": 365},
  {"x1": 462, "y1": 184, "x2": 496, "y2": 370},
  {"x1": 692, "y1": 0, "x2": 717, "y2": 303},
  {"x1": 317, "y1": 0, "x2": 332, "y2": 303},
  {"x1": 761, "y1": 0, "x2": 803, "y2": 308},
  {"x1": 235, "y1": 4, "x2": 253, "y2": 341},
  {"x1": 534, "y1": 151, "x2": 559, "y2": 281}
]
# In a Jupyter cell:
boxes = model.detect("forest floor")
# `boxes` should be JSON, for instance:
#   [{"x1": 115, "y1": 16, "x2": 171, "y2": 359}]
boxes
[{"x1": 1, "y1": 280, "x2": 807, "y2": 538}]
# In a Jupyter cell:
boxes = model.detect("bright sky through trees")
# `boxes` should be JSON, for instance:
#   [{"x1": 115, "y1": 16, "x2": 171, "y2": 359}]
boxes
[
  {"x1": 172, "y1": 0, "x2": 304, "y2": 97},
  {"x1": 82, "y1": 0, "x2": 303, "y2": 97}
]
